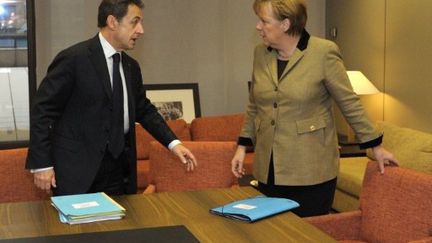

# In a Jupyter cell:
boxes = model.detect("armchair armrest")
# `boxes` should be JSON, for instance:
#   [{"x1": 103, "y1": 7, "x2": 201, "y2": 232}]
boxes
[
  {"x1": 143, "y1": 184, "x2": 156, "y2": 194},
  {"x1": 304, "y1": 210, "x2": 362, "y2": 240}
]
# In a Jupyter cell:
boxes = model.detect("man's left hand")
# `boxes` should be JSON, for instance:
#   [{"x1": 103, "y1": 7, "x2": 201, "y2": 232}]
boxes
[{"x1": 171, "y1": 144, "x2": 198, "y2": 171}]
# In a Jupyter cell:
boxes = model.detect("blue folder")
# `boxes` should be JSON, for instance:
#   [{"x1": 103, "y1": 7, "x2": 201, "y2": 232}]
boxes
[{"x1": 210, "y1": 196, "x2": 299, "y2": 223}]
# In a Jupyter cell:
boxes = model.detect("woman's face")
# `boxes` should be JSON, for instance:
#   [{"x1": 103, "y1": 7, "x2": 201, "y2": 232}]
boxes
[{"x1": 255, "y1": 4, "x2": 288, "y2": 48}]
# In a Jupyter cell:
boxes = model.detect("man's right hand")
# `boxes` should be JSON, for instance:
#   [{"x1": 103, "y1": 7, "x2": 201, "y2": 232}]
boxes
[{"x1": 34, "y1": 169, "x2": 56, "y2": 193}]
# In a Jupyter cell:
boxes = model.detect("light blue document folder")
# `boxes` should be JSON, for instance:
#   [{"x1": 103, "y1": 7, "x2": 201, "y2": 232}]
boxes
[{"x1": 210, "y1": 196, "x2": 299, "y2": 222}]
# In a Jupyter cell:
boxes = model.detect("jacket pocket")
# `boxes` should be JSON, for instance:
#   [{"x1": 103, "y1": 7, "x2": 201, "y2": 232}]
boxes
[
  {"x1": 295, "y1": 117, "x2": 327, "y2": 147},
  {"x1": 296, "y1": 117, "x2": 326, "y2": 134}
]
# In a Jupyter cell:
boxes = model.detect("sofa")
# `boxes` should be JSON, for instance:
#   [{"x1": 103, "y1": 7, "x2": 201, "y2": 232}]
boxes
[
  {"x1": 136, "y1": 113, "x2": 254, "y2": 191},
  {"x1": 334, "y1": 121, "x2": 432, "y2": 212}
]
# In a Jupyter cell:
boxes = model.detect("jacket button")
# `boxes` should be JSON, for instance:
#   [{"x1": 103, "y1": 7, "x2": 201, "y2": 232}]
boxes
[
  {"x1": 274, "y1": 87, "x2": 278, "y2": 92},
  {"x1": 271, "y1": 120, "x2": 275, "y2": 126},
  {"x1": 310, "y1": 125, "x2": 316, "y2": 131},
  {"x1": 273, "y1": 102, "x2": 278, "y2": 108}
]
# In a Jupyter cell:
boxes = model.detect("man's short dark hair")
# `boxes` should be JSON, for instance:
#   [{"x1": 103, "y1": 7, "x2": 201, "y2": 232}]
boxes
[{"x1": 98, "y1": 0, "x2": 144, "y2": 28}]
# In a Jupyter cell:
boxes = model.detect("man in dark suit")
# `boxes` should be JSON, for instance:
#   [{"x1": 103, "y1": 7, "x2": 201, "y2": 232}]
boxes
[{"x1": 26, "y1": 0, "x2": 197, "y2": 196}]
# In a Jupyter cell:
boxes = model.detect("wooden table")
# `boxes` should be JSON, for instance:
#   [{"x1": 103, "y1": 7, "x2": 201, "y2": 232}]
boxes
[{"x1": 0, "y1": 187, "x2": 336, "y2": 242}]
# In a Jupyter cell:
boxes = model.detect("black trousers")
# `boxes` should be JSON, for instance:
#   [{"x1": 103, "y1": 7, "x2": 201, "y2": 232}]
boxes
[
  {"x1": 87, "y1": 149, "x2": 129, "y2": 196},
  {"x1": 257, "y1": 156, "x2": 337, "y2": 217}
]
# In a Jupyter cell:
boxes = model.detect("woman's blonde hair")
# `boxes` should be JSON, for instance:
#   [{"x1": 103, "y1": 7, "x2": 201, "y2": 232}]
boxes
[{"x1": 253, "y1": 0, "x2": 307, "y2": 36}]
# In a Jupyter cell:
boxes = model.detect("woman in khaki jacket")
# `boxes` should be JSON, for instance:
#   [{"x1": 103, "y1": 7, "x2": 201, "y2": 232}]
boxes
[{"x1": 231, "y1": 0, "x2": 398, "y2": 217}]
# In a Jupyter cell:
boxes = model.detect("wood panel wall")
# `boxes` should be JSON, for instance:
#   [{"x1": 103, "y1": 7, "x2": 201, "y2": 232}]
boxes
[{"x1": 327, "y1": 0, "x2": 431, "y2": 134}]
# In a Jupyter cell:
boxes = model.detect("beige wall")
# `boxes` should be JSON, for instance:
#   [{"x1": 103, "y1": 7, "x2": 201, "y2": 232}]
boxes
[
  {"x1": 35, "y1": 0, "x2": 98, "y2": 82},
  {"x1": 327, "y1": 0, "x2": 432, "y2": 134},
  {"x1": 34, "y1": 1, "x2": 431, "y2": 133},
  {"x1": 384, "y1": 0, "x2": 432, "y2": 132},
  {"x1": 35, "y1": 0, "x2": 325, "y2": 116},
  {"x1": 326, "y1": 0, "x2": 385, "y2": 139}
]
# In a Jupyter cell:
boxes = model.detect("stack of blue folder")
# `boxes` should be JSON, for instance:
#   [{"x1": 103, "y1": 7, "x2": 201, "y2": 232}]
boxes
[{"x1": 51, "y1": 192, "x2": 126, "y2": 224}]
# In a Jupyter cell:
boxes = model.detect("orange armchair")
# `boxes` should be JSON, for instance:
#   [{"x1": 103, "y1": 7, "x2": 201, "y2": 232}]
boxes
[
  {"x1": 144, "y1": 141, "x2": 238, "y2": 193},
  {"x1": 189, "y1": 114, "x2": 255, "y2": 175},
  {"x1": 0, "y1": 148, "x2": 48, "y2": 203},
  {"x1": 135, "y1": 119, "x2": 191, "y2": 191},
  {"x1": 305, "y1": 162, "x2": 432, "y2": 243}
]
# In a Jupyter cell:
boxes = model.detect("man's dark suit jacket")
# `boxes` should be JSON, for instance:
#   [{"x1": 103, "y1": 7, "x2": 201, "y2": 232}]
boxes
[{"x1": 26, "y1": 35, "x2": 177, "y2": 195}]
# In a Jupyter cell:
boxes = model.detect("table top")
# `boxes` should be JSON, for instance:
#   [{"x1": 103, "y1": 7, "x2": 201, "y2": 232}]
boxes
[{"x1": 0, "y1": 187, "x2": 336, "y2": 242}]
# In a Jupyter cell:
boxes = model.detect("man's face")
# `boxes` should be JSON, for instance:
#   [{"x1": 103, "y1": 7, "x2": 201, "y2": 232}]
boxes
[{"x1": 112, "y1": 4, "x2": 144, "y2": 51}]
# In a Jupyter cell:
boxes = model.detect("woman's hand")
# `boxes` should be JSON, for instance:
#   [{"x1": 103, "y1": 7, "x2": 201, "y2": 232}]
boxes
[
  {"x1": 231, "y1": 145, "x2": 247, "y2": 178},
  {"x1": 372, "y1": 145, "x2": 399, "y2": 173}
]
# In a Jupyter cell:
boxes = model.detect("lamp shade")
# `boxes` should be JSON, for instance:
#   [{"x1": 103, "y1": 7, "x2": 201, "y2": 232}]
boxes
[{"x1": 346, "y1": 71, "x2": 380, "y2": 95}]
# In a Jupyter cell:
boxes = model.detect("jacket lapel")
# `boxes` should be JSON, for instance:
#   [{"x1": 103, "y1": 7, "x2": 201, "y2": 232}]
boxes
[
  {"x1": 88, "y1": 35, "x2": 112, "y2": 100},
  {"x1": 268, "y1": 29, "x2": 310, "y2": 81},
  {"x1": 279, "y1": 49, "x2": 304, "y2": 81},
  {"x1": 264, "y1": 49, "x2": 279, "y2": 86},
  {"x1": 264, "y1": 47, "x2": 305, "y2": 84}
]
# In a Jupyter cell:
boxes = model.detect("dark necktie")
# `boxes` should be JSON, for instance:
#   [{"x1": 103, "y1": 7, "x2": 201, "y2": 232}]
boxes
[{"x1": 108, "y1": 53, "x2": 124, "y2": 158}]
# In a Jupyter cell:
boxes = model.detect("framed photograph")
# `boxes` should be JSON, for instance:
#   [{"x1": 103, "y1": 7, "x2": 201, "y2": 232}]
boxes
[{"x1": 143, "y1": 83, "x2": 201, "y2": 123}]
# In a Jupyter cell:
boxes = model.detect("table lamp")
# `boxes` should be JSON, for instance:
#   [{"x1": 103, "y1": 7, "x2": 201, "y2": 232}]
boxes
[
  {"x1": 338, "y1": 71, "x2": 380, "y2": 144},
  {"x1": 346, "y1": 71, "x2": 379, "y2": 95}
]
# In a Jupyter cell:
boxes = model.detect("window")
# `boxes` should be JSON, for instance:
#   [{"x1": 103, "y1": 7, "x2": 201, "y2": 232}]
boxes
[{"x1": 0, "y1": 0, "x2": 35, "y2": 148}]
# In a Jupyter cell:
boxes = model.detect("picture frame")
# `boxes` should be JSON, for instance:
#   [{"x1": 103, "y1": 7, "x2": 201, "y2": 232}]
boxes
[{"x1": 143, "y1": 83, "x2": 201, "y2": 123}]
